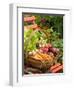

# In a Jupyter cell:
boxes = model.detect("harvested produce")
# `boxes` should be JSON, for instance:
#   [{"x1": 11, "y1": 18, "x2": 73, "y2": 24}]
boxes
[
  {"x1": 50, "y1": 65, "x2": 63, "y2": 73},
  {"x1": 24, "y1": 14, "x2": 63, "y2": 74},
  {"x1": 26, "y1": 52, "x2": 54, "y2": 71}
]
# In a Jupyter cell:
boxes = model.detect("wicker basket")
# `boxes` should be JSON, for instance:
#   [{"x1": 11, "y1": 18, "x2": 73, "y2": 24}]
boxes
[{"x1": 26, "y1": 53, "x2": 54, "y2": 71}]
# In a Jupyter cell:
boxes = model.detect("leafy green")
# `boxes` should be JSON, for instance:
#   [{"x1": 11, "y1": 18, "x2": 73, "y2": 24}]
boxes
[{"x1": 24, "y1": 29, "x2": 42, "y2": 52}]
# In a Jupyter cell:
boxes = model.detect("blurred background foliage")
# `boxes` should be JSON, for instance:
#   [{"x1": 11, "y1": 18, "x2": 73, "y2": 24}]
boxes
[{"x1": 34, "y1": 14, "x2": 63, "y2": 38}]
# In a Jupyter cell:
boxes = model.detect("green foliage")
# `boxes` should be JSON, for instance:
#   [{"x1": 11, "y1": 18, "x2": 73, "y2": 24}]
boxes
[
  {"x1": 40, "y1": 28, "x2": 63, "y2": 52},
  {"x1": 24, "y1": 29, "x2": 42, "y2": 52},
  {"x1": 51, "y1": 39, "x2": 63, "y2": 51},
  {"x1": 24, "y1": 28, "x2": 63, "y2": 53},
  {"x1": 35, "y1": 14, "x2": 63, "y2": 38}
]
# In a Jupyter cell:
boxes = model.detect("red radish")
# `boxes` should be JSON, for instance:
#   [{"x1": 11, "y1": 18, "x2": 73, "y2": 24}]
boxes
[
  {"x1": 49, "y1": 47, "x2": 59, "y2": 54},
  {"x1": 39, "y1": 43, "x2": 53, "y2": 53},
  {"x1": 47, "y1": 43, "x2": 52, "y2": 48},
  {"x1": 52, "y1": 48, "x2": 57, "y2": 52},
  {"x1": 56, "y1": 48, "x2": 59, "y2": 51},
  {"x1": 49, "y1": 52, "x2": 54, "y2": 58},
  {"x1": 44, "y1": 44, "x2": 52, "y2": 49},
  {"x1": 39, "y1": 49, "x2": 43, "y2": 53},
  {"x1": 40, "y1": 47, "x2": 49, "y2": 53}
]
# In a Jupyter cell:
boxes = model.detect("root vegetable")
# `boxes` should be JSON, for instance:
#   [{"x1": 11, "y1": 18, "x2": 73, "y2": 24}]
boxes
[
  {"x1": 51, "y1": 65, "x2": 63, "y2": 73},
  {"x1": 50, "y1": 63, "x2": 61, "y2": 71}
]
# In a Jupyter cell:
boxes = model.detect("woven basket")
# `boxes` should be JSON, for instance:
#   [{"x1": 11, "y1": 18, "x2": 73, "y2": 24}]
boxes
[{"x1": 26, "y1": 53, "x2": 54, "y2": 71}]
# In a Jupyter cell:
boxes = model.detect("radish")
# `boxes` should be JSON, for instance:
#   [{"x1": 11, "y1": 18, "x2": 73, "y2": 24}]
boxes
[
  {"x1": 40, "y1": 47, "x2": 49, "y2": 53},
  {"x1": 46, "y1": 43, "x2": 52, "y2": 48},
  {"x1": 49, "y1": 47, "x2": 59, "y2": 54}
]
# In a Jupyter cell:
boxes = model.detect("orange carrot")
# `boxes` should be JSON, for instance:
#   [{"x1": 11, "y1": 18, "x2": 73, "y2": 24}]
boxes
[
  {"x1": 50, "y1": 63, "x2": 61, "y2": 71},
  {"x1": 24, "y1": 16, "x2": 36, "y2": 22},
  {"x1": 51, "y1": 65, "x2": 63, "y2": 73}
]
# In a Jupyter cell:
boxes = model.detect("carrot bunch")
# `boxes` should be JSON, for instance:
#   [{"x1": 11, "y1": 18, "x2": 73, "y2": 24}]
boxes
[{"x1": 50, "y1": 63, "x2": 63, "y2": 73}]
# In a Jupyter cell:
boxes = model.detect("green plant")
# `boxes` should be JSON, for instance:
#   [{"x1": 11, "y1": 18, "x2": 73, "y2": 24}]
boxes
[{"x1": 24, "y1": 29, "x2": 42, "y2": 52}]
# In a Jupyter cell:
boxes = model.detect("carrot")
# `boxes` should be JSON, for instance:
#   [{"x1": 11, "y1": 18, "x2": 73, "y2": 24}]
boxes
[
  {"x1": 51, "y1": 65, "x2": 63, "y2": 73},
  {"x1": 50, "y1": 63, "x2": 61, "y2": 71},
  {"x1": 37, "y1": 52, "x2": 53, "y2": 61},
  {"x1": 24, "y1": 16, "x2": 36, "y2": 22}
]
